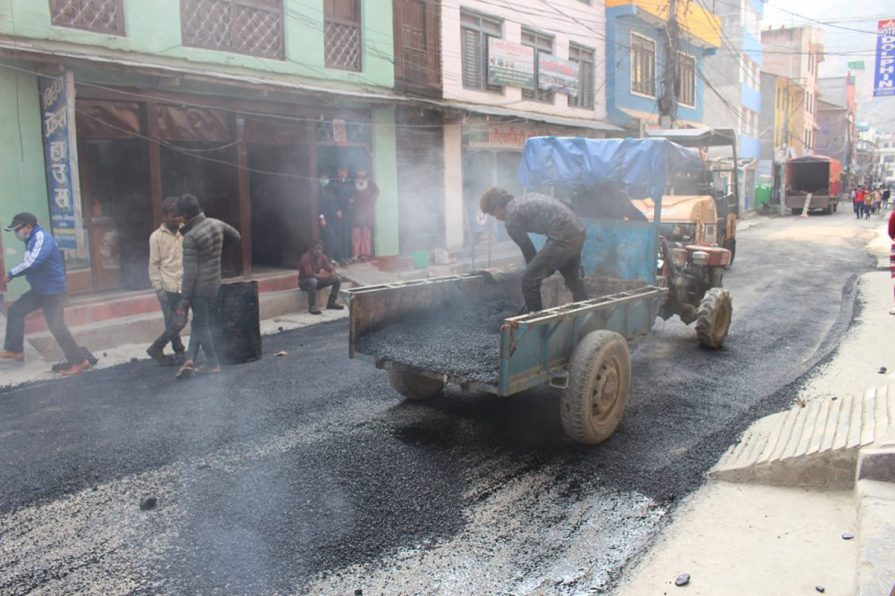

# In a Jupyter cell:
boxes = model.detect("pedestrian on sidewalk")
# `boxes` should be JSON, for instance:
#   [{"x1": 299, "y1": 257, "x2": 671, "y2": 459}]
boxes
[
  {"x1": 298, "y1": 241, "x2": 344, "y2": 315},
  {"x1": 863, "y1": 187, "x2": 874, "y2": 219},
  {"x1": 0, "y1": 213, "x2": 90, "y2": 375},
  {"x1": 351, "y1": 168, "x2": 378, "y2": 261},
  {"x1": 855, "y1": 186, "x2": 865, "y2": 219},
  {"x1": 883, "y1": 187, "x2": 891, "y2": 210},
  {"x1": 174, "y1": 194, "x2": 241, "y2": 379},
  {"x1": 889, "y1": 206, "x2": 895, "y2": 315},
  {"x1": 146, "y1": 197, "x2": 186, "y2": 365}
]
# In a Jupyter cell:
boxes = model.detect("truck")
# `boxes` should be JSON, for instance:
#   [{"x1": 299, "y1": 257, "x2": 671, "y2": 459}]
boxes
[
  {"x1": 785, "y1": 155, "x2": 842, "y2": 215},
  {"x1": 345, "y1": 137, "x2": 733, "y2": 446},
  {"x1": 643, "y1": 128, "x2": 741, "y2": 264}
]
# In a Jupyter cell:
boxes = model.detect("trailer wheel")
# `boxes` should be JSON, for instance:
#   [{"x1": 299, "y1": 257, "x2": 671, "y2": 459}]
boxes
[
  {"x1": 388, "y1": 369, "x2": 444, "y2": 401},
  {"x1": 695, "y1": 288, "x2": 732, "y2": 349},
  {"x1": 561, "y1": 330, "x2": 631, "y2": 445}
]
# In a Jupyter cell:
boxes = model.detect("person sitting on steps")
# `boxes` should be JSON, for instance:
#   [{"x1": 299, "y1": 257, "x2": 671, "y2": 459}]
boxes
[{"x1": 298, "y1": 240, "x2": 344, "y2": 315}]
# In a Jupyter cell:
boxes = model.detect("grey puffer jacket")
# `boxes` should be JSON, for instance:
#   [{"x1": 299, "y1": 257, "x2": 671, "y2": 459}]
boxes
[
  {"x1": 504, "y1": 192, "x2": 586, "y2": 263},
  {"x1": 180, "y1": 213, "x2": 241, "y2": 302}
]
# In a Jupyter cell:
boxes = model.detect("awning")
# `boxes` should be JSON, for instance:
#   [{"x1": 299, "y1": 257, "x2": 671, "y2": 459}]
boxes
[
  {"x1": 615, "y1": 107, "x2": 705, "y2": 131},
  {"x1": 443, "y1": 100, "x2": 623, "y2": 133},
  {"x1": 646, "y1": 127, "x2": 738, "y2": 148}
]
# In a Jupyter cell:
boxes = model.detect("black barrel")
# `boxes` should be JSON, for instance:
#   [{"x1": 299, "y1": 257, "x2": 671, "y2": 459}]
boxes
[{"x1": 212, "y1": 281, "x2": 262, "y2": 364}]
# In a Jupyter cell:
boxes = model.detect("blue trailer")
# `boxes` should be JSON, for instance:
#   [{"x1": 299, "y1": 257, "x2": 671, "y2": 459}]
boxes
[{"x1": 346, "y1": 137, "x2": 733, "y2": 444}]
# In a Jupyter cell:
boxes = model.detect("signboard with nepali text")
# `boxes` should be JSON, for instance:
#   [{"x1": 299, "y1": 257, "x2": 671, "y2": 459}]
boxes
[
  {"x1": 538, "y1": 54, "x2": 579, "y2": 97},
  {"x1": 488, "y1": 39, "x2": 535, "y2": 89},
  {"x1": 874, "y1": 18, "x2": 895, "y2": 97},
  {"x1": 38, "y1": 71, "x2": 88, "y2": 265}
]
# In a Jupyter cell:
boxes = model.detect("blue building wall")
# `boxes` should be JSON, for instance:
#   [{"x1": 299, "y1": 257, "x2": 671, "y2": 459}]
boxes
[
  {"x1": 606, "y1": 6, "x2": 711, "y2": 128},
  {"x1": 740, "y1": 135, "x2": 761, "y2": 161},
  {"x1": 743, "y1": 29, "x2": 763, "y2": 66}
]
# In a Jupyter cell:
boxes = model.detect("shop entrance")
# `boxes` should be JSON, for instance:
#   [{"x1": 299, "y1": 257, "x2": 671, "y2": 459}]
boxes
[
  {"x1": 248, "y1": 143, "x2": 313, "y2": 268},
  {"x1": 78, "y1": 138, "x2": 153, "y2": 292}
]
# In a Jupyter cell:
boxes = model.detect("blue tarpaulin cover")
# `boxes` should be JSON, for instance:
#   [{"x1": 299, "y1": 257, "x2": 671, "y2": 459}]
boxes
[{"x1": 517, "y1": 136, "x2": 703, "y2": 201}]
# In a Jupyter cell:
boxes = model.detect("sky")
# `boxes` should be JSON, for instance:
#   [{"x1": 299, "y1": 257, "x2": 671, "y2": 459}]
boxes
[{"x1": 760, "y1": 0, "x2": 894, "y2": 131}]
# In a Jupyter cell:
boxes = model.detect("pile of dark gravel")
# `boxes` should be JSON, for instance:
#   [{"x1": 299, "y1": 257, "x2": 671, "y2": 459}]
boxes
[{"x1": 355, "y1": 297, "x2": 519, "y2": 384}]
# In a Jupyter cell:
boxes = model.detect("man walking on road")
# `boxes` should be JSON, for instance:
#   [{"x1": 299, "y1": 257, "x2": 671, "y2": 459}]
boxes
[
  {"x1": 298, "y1": 241, "x2": 344, "y2": 315},
  {"x1": 174, "y1": 194, "x2": 241, "y2": 379},
  {"x1": 146, "y1": 197, "x2": 186, "y2": 365},
  {"x1": 480, "y1": 187, "x2": 588, "y2": 313},
  {"x1": 1, "y1": 213, "x2": 89, "y2": 375}
]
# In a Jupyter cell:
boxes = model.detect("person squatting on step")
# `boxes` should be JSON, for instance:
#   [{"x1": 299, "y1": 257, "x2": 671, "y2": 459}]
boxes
[
  {"x1": 174, "y1": 194, "x2": 241, "y2": 379},
  {"x1": 146, "y1": 197, "x2": 187, "y2": 365},
  {"x1": 298, "y1": 240, "x2": 344, "y2": 315},
  {"x1": 1, "y1": 212, "x2": 90, "y2": 375},
  {"x1": 479, "y1": 187, "x2": 588, "y2": 313}
]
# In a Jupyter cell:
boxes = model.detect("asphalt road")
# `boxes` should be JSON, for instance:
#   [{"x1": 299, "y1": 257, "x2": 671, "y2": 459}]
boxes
[{"x1": 0, "y1": 211, "x2": 880, "y2": 595}]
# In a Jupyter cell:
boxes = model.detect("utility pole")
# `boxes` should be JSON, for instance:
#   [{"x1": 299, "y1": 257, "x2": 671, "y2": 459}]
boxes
[{"x1": 658, "y1": 0, "x2": 678, "y2": 129}]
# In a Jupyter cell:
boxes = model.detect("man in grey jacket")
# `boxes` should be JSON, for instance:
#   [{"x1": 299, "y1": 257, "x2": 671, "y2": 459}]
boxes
[
  {"x1": 480, "y1": 187, "x2": 587, "y2": 313},
  {"x1": 174, "y1": 194, "x2": 241, "y2": 379}
]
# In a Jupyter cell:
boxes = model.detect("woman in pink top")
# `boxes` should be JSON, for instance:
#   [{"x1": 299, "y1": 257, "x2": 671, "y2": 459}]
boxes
[{"x1": 351, "y1": 169, "x2": 379, "y2": 260}]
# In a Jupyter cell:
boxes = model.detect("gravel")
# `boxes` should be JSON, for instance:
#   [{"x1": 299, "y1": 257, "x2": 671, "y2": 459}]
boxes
[{"x1": 355, "y1": 297, "x2": 519, "y2": 384}]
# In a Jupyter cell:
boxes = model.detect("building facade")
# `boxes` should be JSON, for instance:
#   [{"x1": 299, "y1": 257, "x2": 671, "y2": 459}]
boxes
[
  {"x1": 815, "y1": 74, "x2": 857, "y2": 184},
  {"x1": 0, "y1": 0, "x2": 400, "y2": 300},
  {"x1": 604, "y1": 0, "x2": 721, "y2": 133}
]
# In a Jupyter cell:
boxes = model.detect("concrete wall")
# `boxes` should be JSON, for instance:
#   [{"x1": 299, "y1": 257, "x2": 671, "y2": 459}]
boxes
[
  {"x1": 0, "y1": 62, "x2": 51, "y2": 301},
  {"x1": 0, "y1": 0, "x2": 394, "y2": 89},
  {"x1": 440, "y1": 0, "x2": 607, "y2": 122}
]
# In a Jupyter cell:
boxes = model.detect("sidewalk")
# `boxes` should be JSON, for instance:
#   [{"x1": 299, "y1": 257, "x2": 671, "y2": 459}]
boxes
[{"x1": 616, "y1": 222, "x2": 895, "y2": 595}]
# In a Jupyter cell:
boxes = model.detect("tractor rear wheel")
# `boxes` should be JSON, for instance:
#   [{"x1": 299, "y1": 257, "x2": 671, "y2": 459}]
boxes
[
  {"x1": 695, "y1": 288, "x2": 733, "y2": 349},
  {"x1": 561, "y1": 330, "x2": 631, "y2": 445},
  {"x1": 388, "y1": 369, "x2": 444, "y2": 400}
]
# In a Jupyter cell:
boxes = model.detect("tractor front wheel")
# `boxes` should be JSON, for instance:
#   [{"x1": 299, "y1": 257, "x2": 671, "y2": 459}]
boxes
[{"x1": 695, "y1": 288, "x2": 733, "y2": 349}]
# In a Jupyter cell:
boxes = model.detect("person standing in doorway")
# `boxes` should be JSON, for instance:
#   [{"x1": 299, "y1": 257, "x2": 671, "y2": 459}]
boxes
[
  {"x1": 317, "y1": 170, "x2": 338, "y2": 261},
  {"x1": 146, "y1": 197, "x2": 186, "y2": 365},
  {"x1": 351, "y1": 168, "x2": 379, "y2": 261},
  {"x1": 330, "y1": 165, "x2": 355, "y2": 265},
  {"x1": 1, "y1": 212, "x2": 90, "y2": 375},
  {"x1": 174, "y1": 194, "x2": 241, "y2": 379}
]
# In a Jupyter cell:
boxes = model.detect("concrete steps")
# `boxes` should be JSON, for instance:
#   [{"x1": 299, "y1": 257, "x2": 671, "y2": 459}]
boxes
[{"x1": 710, "y1": 385, "x2": 895, "y2": 488}]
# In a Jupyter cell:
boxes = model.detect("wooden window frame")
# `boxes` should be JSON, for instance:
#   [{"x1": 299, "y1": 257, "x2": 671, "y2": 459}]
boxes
[
  {"x1": 49, "y1": 0, "x2": 126, "y2": 36},
  {"x1": 180, "y1": 0, "x2": 285, "y2": 61},
  {"x1": 460, "y1": 10, "x2": 502, "y2": 92},
  {"x1": 568, "y1": 43, "x2": 595, "y2": 109},
  {"x1": 675, "y1": 51, "x2": 696, "y2": 108},
  {"x1": 324, "y1": 0, "x2": 363, "y2": 71},
  {"x1": 521, "y1": 28, "x2": 554, "y2": 103},
  {"x1": 630, "y1": 32, "x2": 656, "y2": 98}
]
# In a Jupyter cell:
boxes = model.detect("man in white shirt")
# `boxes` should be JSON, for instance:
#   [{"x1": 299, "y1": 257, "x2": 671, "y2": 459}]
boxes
[{"x1": 146, "y1": 197, "x2": 186, "y2": 364}]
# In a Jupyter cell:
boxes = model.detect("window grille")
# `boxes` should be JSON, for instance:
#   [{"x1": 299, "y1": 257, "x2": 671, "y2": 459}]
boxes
[
  {"x1": 324, "y1": 0, "x2": 362, "y2": 71},
  {"x1": 49, "y1": 0, "x2": 125, "y2": 35},
  {"x1": 675, "y1": 52, "x2": 696, "y2": 107},
  {"x1": 181, "y1": 0, "x2": 284, "y2": 60}
]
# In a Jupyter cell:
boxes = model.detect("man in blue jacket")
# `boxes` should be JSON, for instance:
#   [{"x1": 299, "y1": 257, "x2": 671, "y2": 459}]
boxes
[{"x1": 1, "y1": 212, "x2": 89, "y2": 375}]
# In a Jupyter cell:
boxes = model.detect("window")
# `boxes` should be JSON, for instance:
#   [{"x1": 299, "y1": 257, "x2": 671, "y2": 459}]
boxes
[
  {"x1": 460, "y1": 11, "x2": 502, "y2": 91},
  {"x1": 675, "y1": 52, "x2": 695, "y2": 107},
  {"x1": 181, "y1": 0, "x2": 284, "y2": 60},
  {"x1": 568, "y1": 43, "x2": 595, "y2": 109},
  {"x1": 630, "y1": 33, "x2": 656, "y2": 97},
  {"x1": 885, "y1": 155, "x2": 895, "y2": 163},
  {"x1": 324, "y1": 0, "x2": 362, "y2": 71},
  {"x1": 521, "y1": 29, "x2": 553, "y2": 102},
  {"x1": 49, "y1": 0, "x2": 125, "y2": 35}
]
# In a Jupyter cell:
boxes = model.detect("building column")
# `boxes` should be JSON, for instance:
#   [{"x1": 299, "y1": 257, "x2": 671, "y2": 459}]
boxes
[
  {"x1": 443, "y1": 122, "x2": 464, "y2": 250},
  {"x1": 372, "y1": 105, "x2": 399, "y2": 256}
]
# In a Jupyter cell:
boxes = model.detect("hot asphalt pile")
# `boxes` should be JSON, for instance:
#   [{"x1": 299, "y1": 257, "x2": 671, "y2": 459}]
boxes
[{"x1": 355, "y1": 297, "x2": 519, "y2": 384}]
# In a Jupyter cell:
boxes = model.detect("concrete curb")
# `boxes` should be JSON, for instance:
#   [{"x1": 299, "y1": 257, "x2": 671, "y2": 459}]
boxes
[{"x1": 854, "y1": 429, "x2": 895, "y2": 595}]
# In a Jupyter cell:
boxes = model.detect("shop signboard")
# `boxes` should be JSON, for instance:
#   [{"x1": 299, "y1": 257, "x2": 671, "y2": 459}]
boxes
[
  {"x1": 488, "y1": 39, "x2": 535, "y2": 89},
  {"x1": 39, "y1": 71, "x2": 88, "y2": 264},
  {"x1": 538, "y1": 54, "x2": 579, "y2": 97},
  {"x1": 873, "y1": 18, "x2": 895, "y2": 97}
]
